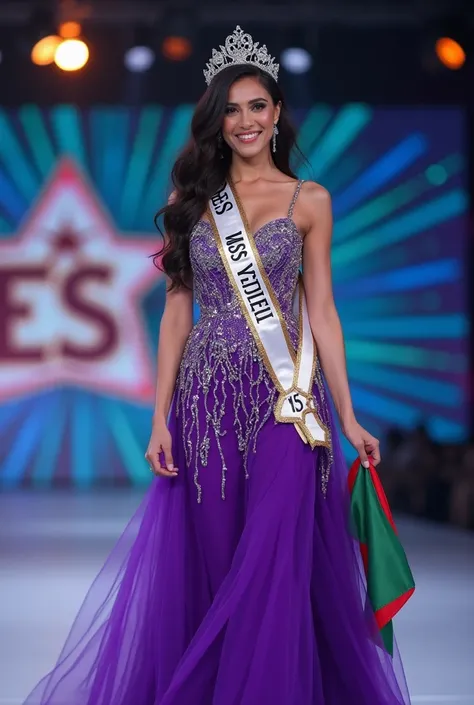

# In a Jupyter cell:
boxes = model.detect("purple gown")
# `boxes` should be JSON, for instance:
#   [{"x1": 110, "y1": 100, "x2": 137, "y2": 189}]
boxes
[{"x1": 24, "y1": 181, "x2": 411, "y2": 705}]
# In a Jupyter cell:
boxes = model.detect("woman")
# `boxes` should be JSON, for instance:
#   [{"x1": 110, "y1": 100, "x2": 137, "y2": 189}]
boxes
[{"x1": 24, "y1": 26, "x2": 410, "y2": 705}]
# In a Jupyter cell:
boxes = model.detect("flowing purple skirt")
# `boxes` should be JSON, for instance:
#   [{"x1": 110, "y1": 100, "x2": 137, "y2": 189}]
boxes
[{"x1": 23, "y1": 361, "x2": 411, "y2": 705}]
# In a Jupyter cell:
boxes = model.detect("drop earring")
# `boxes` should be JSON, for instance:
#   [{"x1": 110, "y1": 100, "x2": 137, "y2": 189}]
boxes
[{"x1": 272, "y1": 123, "x2": 279, "y2": 153}]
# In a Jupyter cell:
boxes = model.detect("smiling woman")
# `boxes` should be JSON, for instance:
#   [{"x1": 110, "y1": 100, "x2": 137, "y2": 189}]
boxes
[
  {"x1": 22, "y1": 25, "x2": 412, "y2": 705},
  {"x1": 151, "y1": 62, "x2": 300, "y2": 291},
  {"x1": 223, "y1": 92, "x2": 279, "y2": 152}
]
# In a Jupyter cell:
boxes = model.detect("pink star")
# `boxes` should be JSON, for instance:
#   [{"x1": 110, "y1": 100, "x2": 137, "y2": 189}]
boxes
[
  {"x1": 52, "y1": 230, "x2": 81, "y2": 252},
  {"x1": 0, "y1": 159, "x2": 162, "y2": 402}
]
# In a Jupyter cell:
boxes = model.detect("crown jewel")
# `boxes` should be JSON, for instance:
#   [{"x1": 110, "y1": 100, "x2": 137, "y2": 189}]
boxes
[{"x1": 203, "y1": 26, "x2": 279, "y2": 86}]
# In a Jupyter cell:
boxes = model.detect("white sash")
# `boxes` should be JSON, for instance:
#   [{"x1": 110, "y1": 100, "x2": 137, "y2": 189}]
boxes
[{"x1": 208, "y1": 181, "x2": 330, "y2": 449}]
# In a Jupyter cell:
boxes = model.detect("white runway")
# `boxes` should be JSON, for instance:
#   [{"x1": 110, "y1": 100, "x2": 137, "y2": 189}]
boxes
[{"x1": 1, "y1": 492, "x2": 473, "y2": 705}]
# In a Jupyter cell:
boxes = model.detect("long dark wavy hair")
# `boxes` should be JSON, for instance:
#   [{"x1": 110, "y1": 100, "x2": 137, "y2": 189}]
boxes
[{"x1": 152, "y1": 64, "x2": 303, "y2": 291}]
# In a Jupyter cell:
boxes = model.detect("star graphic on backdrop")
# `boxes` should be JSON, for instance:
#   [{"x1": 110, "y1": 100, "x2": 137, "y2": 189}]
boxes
[
  {"x1": 0, "y1": 159, "x2": 162, "y2": 402},
  {"x1": 53, "y1": 230, "x2": 81, "y2": 252}
]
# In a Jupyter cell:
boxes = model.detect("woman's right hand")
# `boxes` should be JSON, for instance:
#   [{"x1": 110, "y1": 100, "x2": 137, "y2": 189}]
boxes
[{"x1": 145, "y1": 419, "x2": 178, "y2": 478}]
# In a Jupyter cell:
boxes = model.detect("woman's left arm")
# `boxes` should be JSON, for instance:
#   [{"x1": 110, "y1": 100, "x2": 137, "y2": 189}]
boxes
[{"x1": 300, "y1": 182, "x2": 380, "y2": 467}]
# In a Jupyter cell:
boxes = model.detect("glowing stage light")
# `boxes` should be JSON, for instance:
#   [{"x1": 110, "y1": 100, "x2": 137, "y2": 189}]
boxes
[
  {"x1": 281, "y1": 48, "x2": 312, "y2": 74},
  {"x1": 55, "y1": 39, "x2": 89, "y2": 72},
  {"x1": 435, "y1": 37, "x2": 466, "y2": 70},
  {"x1": 125, "y1": 46, "x2": 155, "y2": 72},
  {"x1": 162, "y1": 35, "x2": 192, "y2": 61},
  {"x1": 59, "y1": 21, "x2": 82, "y2": 39},
  {"x1": 31, "y1": 35, "x2": 62, "y2": 66}
]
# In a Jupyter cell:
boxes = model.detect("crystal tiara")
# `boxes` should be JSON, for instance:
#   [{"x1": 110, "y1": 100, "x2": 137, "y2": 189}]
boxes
[{"x1": 203, "y1": 26, "x2": 279, "y2": 86}]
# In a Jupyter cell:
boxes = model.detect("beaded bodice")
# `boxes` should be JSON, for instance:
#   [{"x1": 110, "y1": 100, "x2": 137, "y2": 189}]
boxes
[
  {"x1": 174, "y1": 180, "x2": 324, "y2": 502},
  {"x1": 189, "y1": 179, "x2": 305, "y2": 337},
  {"x1": 191, "y1": 216, "x2": 303, "y2": 329},
  {"x1": 181, "y1": 179, "x2": 305, "y2": 361}
]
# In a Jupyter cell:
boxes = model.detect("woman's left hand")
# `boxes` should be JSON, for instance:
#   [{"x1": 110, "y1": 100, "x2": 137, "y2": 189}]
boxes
[{"x1": 342, "y1": 418, "x2": 381, "y2": 467}]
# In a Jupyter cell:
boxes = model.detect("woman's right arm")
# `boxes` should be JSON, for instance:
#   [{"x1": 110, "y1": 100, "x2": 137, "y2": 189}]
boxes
[
  {"x1": 146, "y1": 188, "x2": 194, "y2": 478},
  {"x1": 153, "y1": 281, "x2": 193, "y2": 423},
  {"x1": 146, "y1": 279, "x2": 193, "y2": 478}
]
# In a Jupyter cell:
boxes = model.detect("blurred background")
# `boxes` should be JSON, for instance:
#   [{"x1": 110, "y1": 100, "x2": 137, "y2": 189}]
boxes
[{"x1": 0, "y1": 0, "x2": 473, "y2": 703}]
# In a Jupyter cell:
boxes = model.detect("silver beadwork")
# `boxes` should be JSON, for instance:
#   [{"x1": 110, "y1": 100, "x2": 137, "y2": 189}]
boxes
[
  {"x1": 272, "y1": 123, "x2": 279, "y2": 153},
  {"x1": 176, "y1": 183, "x2": 333, "y2": 503},
  {"x1": 203, "y1": 25, "x2": 279, "y2": 86}
]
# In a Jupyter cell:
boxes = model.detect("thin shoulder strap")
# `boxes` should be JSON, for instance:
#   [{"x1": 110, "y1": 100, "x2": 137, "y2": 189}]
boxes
[{"x1": 288, "y1": 179, "x2": 304, "y2": 218}]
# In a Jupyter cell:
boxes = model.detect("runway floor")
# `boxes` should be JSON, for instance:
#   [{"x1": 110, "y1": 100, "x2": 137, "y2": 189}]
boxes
[{"x1": 1, "y1": 491, "x2": 473, "y2": 705}]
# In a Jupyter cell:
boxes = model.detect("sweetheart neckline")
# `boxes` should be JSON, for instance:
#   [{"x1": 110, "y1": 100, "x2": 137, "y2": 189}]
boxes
[{"x1": 194, "y1": 217, "x2": 303, "y2": 241}]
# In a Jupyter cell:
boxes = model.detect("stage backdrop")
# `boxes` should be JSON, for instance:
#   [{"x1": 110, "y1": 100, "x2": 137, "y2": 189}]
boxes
[{"x1": 0, "y1": 105, "x2": 468, "y2": 487}]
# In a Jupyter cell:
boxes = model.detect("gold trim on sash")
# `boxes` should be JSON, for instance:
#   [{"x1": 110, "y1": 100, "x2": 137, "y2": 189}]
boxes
[
  {"x1": 229, "y1": 179, "x2": 297, "y2": 363},
  {"x1": 208, "y1": 181, "x2": 330, "y2": 450},
  {"x1": 207, "y1": 211, "x2": 285, "y2": 394}
]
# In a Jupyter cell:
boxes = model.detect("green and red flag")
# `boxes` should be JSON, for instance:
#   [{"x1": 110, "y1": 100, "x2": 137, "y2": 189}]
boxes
[{"x1": 348, "y1": 459, "x2": 415, "y2": 656}]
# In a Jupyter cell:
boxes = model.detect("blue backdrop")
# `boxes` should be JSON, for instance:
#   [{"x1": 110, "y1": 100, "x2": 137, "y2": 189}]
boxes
[{"x1": 0, "y1": 105, "x2": 469, "y2": 486}]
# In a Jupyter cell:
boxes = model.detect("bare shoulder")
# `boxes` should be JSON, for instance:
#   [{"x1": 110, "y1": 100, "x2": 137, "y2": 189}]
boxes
[
  {"x1": 168, "y1": 190, "x2": 178, "y2": 205},
  {"x1": 299, "y1": 181, "x2": 331, "y2": 211},
  {"x1": 296, "y1": 181, "x2": 332, "y2": 237}
]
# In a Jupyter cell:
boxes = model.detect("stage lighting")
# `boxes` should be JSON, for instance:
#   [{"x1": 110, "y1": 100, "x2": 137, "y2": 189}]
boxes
[
  {"x1": 160, "y1": 12, "x2": 194, "y2": 62},
  {"x1": 125, "y1": 46, "x2": 155, "y2": 72},
  {"x1": 55, "y1": 38, "x2": 89, "y2": 72},
  {"x1": 435, "y1": 37, "x2": 466, "y2": 70},
  {"x1": 59, "y1": 21, "x2": 82, "y2": 39},
  {"x1": 281, "y1": 47, "x2": 312, "y2": 74},
  {"x1": 162, "y1": 35, "x2": 192, "y2": 61},
  {"x1": 31, "y1": 35, "x2": 62, "y2": 66}
]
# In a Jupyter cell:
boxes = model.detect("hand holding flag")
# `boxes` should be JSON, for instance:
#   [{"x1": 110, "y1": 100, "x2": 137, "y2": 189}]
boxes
[
  {"x1": 343, "y1": 418, "x2": 381, "y2": 468},
  {"x1": 348, "y1": 458, "x2": 415, "y2": 655}
]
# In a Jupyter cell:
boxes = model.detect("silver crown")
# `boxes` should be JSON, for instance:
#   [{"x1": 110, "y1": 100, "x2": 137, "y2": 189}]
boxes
[{"x1": 203, "y1": 26, "x2": 279, "y2": 86}]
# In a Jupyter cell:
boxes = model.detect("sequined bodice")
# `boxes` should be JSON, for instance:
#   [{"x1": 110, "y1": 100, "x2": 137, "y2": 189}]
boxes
[
  {"x1": 190, "y1": 217, "x2": 303, "y2": 330},
  {"x1": 175, "y1": 182, "x2": 323, "y2": 501}
]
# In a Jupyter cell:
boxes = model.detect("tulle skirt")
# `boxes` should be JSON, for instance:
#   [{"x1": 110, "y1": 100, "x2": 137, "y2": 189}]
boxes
[{"x1": 23, "y1": 377, "x2": 410, "y2": 705}]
